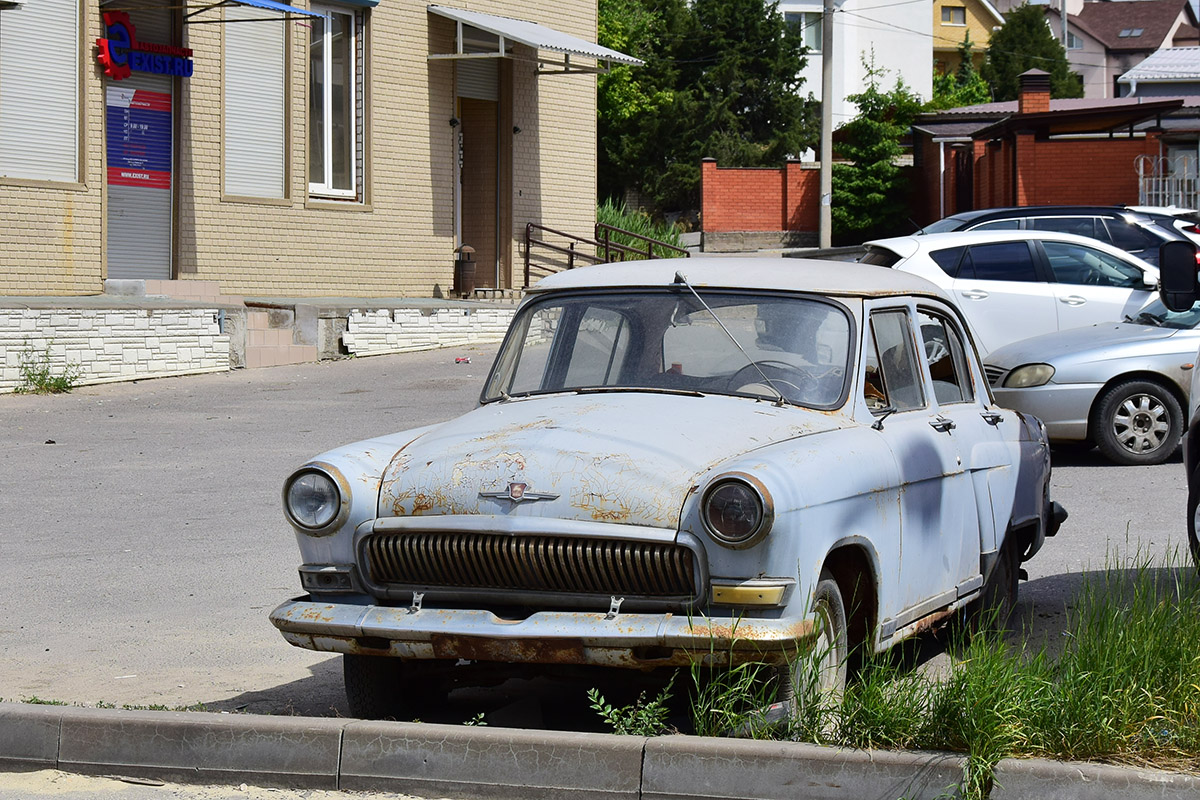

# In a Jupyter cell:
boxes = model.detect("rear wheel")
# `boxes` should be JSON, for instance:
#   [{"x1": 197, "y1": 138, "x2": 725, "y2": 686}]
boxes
[
  {"x1": 343, "y1": 654, "x2": 407, "y2": 720},
  {"x1": 1188, "y1": 465, "x2": 1200, "y2": 572},
  {"x1": 1093, "y1": 380, "x2": 1182, "y2": 466},
  {"x1": 967, "y1": 537, "x2": 1019, "y2": 635}
]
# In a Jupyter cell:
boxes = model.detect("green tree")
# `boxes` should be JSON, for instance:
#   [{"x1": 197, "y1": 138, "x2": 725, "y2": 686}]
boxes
[
  {"x1": 597, "y1": 0, "x2": 817, "y2": 215},
  {"x1": 831, "y1": 58, "x2": 923, "y2": 243},
  {"x1": 981, "y1": 3, "x2": 1082, "y2": 100},
  {"x1": 930, "y1": 34, "x2": 992, "y2": 109}
]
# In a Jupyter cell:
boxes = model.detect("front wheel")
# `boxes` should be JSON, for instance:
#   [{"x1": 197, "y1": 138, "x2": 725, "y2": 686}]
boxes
[
  {"x1": 778, "y1": 570, "x2": 848, "y2": 711},
  {"x1": 1093, "y1": 380, "x2": 1182, "y2": 466},
  {"x1": 343, "y1": 653, "x2": 408, "y2": 720}
]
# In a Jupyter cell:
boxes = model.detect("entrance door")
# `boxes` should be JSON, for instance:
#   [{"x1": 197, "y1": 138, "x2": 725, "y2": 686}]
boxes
[
  {"x1": 105, "y1": 8, "x2": 173, "y2": 281},
  {"x1": 460, "y1": 97, "x2": 498, "y2": 288}
]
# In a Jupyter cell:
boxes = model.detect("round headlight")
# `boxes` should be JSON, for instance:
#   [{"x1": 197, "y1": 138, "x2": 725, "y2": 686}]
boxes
[
  {"x1": 1003, "y1": 363, "x2": 1056, "y2": 389},
  {"x1": 285, "y1": 470, "x2": 341, "y2": 530},
  {"x1": 702, "y1": 476, "x2": 773, "y2": 548}
]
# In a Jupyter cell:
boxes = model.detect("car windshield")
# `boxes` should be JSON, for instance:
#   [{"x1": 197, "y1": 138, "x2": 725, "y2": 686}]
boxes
[
  {"x1": 1131, "y1": 298, "x2": 1200, "y2": 330},
  {"x1": 483, "y1": 290, "x2": 853, "y2": 408}
]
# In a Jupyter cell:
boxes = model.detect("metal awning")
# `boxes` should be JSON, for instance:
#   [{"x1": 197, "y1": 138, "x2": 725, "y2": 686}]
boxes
[
  {"x1": 184, "y1": 0, "x2": 329, "y2": 24},
  {"x1": 428, "y1": 4, "x2": 642, "y2": 74}
]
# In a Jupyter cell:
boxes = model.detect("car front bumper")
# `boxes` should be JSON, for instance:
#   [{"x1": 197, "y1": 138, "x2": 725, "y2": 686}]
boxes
[
  {"x1": 992, "y1": 383, "x2": 1102, "y2": 442},
  {"x1": 269, "y1": 597, "x2": 816, "y2": 669}
]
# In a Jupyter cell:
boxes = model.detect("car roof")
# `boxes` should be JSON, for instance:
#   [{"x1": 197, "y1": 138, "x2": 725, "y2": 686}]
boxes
[
  {"x1": 866, "y1": 229, "x2": 1159, "y2": 269},
  {"x1": 941, "y1": 205, "x2": 1145, "y2": 222},
  {"x1": 528, "y1": 256, "x2": 955, "y2": 302}
]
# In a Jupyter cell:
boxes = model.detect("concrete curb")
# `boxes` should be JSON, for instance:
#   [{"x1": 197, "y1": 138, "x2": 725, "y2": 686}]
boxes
[{"x1": 1, "y1": 702, "x2": 1197, "y2": 799}]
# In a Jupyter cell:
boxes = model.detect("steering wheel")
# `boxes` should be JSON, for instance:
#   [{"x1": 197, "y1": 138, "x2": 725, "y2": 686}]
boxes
[
  {"x1": 1084, "y1": 270, "x2": 1102, "y2": 286},
  {"x1": 924, "y1": 336, "x2": 950, "y2": 363},
  {"x1": 727, "y1": 360, "x2": 819, "y2": 402}
]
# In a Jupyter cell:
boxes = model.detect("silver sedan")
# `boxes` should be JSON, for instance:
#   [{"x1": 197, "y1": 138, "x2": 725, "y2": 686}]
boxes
[{"x1": 984, "y1": 300, "x2": 1200, "y2": 465}]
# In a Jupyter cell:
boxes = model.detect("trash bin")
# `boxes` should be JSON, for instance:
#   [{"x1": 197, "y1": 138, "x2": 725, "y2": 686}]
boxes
[{"x1": 454, "y1": 245, "x2": 476, "y2": 298}]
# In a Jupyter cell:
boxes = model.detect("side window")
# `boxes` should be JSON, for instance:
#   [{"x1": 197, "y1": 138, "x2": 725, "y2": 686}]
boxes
[
  {"x1": 970, "y1": 219, "x2": 1021, "y2": 231},
  {"x1": 1027, "y1": 216, "x2": 1096, "y2": 238},
  {"x1": 960, "y1": 242, "x2": 1039, "y2": 282},
  {"x1": 866, "y1": 310, "x2": 925, "y2": 412},
  {"x1": 916, "y1": 310, "x2": 974, "y2": 404},
  {"x1": 309, "y1": 5, "x2": 366, "y2": 201},
  {"x1": 1103, "y1": 219, "x2": 1157, "y2": 252},
  {"x1": 1041, "y1": 242, "x2": 1144, "y2": 288},
  {"x1": 929, "y1": 246, "x2": 965, "y2": 277}
]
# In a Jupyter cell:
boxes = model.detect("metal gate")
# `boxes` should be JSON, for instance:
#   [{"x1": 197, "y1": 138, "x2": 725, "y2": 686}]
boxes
[{"x1": 1137, "y1": 154, "x2": 1199, "y2": 209}]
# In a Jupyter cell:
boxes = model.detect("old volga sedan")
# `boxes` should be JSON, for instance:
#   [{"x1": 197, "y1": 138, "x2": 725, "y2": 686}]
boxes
[{"x1": 270, "y1": 258, "x2": 1063, "y2": 719}]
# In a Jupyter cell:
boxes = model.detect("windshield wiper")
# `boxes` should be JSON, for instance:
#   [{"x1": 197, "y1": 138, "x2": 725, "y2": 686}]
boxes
[
  {"x1": 576, "y1": 386, "x2": 705, "y2": 398},
  {"x1": 672, "y1": 271, "x2": 787, "y2": 407},
  {"x1": 1135, "y1": 312, "x2": 1165, "y2": 327}
]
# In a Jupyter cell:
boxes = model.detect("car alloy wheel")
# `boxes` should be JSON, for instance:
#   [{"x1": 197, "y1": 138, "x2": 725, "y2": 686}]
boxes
[
  {"x1": 1189, "y1": 465, "x2": 1200, "y2": 573},
  {"x1": 1093, "y1": 380, "x2": 1182, "y2": 466}
]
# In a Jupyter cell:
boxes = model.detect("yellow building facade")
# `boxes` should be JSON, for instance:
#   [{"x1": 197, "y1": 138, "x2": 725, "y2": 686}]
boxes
[
  {"x1": 933, "y1": 0, "x2": 1005, "y2": 74},
  {"x1": 0, "y1": 0, "x2": 631, "y2": 297}
]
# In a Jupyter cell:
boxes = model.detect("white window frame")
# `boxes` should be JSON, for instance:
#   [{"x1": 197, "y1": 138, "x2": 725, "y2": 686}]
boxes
[
  {"x1": 783, "y1": 10, "x2": 822, "y2": 53},
  {"x1": 0, "y1": 0, "x2": 80, "y2": 183},
  {"x1": 1067, "y1": 30, "x2": 1083, "y2": 50},
  {"x1": 309, "y1": 4, "x2": 358, "y2": 200},
  {"x1": 941, "y1": 6, "x2": 966, "y2": 25}
]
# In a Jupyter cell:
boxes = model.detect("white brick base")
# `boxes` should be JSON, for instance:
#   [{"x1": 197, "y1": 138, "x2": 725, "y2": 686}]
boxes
[
  {"x1": 0, "y1": 308, "x2": 230, "y2": 393},
  {"x1": 342, "y1": 307, "x2": 516, "y2": 355}
]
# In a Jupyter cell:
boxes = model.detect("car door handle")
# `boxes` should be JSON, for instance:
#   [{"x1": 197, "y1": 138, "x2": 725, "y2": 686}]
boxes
[
  {"x1": 981, "y1": 411, "x2": 1003, "y2": 426},
  {"x1": 929, "y1": 416, "x2": 956, "y2": 433},
  {"x1": 960, "y1": 290, "x2": 988, "y2": 300},
  {"x1": 1060, "y1": 295, "x2": 1087, "y2": 306}
]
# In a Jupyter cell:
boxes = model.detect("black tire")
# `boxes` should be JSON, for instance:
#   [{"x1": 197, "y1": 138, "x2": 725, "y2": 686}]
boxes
[
  {"x1": 1093, "y1": 380, "x2": 1182, "y2": 466},
  {"x1": 778, "y1": 570, "x2": 848, "y2": 708},
  {"x1": 343, "y1": 654, "x2": 407, "y2": 720},
  {"x1": 1188, "y1": 465, "x2": 1200, "y2": 573},
  {"x1": 967, "y1": 538, "x2": 1019, "y2": 635}
]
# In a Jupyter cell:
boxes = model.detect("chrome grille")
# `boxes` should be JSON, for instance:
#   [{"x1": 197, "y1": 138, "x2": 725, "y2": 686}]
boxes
[
  {"x1": 365, "y1": 532, "x2": 696, "y2": 597},
  {"x1": 984, "y1": 365, "x2": 1007, "y2": 387}
]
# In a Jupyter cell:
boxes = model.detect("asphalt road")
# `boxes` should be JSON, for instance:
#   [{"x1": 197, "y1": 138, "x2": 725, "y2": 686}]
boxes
[{"x1": 0, "y1": 346, "x2": 1191, "y2": 726}]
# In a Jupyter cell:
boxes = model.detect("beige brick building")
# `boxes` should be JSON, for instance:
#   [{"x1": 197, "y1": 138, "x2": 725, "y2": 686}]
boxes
[{"x1": 0, "y1": 0, "x2": 635, "y2": 298}]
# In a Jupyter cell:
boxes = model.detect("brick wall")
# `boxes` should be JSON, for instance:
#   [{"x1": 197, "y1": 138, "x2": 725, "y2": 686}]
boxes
[
  {"x1": 701, "y1": 160, "x2": 819, "y2": 233},
  {"x1": 0, "y1": 308, "x2": 230, "y2": 393},
  {"x1": 966, "y1": 133, "x2": 1160, "y2": 210}
]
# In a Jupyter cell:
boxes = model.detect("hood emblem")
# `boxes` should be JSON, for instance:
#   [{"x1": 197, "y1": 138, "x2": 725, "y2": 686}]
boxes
[{"x1": 479, "y1": 482, "x2": 559, "y2": 504}]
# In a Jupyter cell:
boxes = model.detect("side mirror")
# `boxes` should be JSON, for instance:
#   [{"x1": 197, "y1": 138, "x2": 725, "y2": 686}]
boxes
[{"x1": 1158, "y1": 240, "x2": 1200, "y2": 312}]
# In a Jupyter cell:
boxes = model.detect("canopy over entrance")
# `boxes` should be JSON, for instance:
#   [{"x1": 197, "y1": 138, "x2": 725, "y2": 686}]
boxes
[{"x1": 428, "y1": 4, "x2": 642, "y2": 74}]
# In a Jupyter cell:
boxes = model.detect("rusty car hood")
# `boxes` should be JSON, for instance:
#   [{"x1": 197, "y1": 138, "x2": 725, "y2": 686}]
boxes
[{"x1": 377, "y1": 392, "x2": 845, "y2": 528}]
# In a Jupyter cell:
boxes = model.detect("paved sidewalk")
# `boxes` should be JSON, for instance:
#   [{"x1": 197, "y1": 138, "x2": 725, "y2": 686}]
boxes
[{"x1": 3, "y1": 702, "x2": 1199, "y2": 800}]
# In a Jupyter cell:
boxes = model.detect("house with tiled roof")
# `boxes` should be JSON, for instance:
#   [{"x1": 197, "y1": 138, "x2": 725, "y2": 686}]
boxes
[
  {"x1": 911, "y1": 69, "x2": 1194, "y2": 222},
  {"x1": 1042, "y1": 0, "x2": 1200, "y2": 98}
]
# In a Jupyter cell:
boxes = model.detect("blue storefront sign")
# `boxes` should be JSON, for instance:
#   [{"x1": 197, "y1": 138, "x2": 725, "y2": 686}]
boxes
[{"x1": 96, "y1": 11, "x2": 194, "y2": 81}]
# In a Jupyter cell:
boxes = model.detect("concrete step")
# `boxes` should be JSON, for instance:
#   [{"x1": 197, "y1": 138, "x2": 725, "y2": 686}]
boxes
[{"x1": 244, "y1": 308, "x2": 316, "y2": 368}]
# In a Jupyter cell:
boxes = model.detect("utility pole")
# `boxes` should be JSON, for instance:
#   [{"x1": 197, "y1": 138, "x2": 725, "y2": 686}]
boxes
[{"x1": 818, "y1": 0, "x2": 835, "y2": 247}]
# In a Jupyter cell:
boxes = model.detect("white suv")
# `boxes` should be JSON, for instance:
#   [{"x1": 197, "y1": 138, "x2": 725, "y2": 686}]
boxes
[{"x1": 862, "y1": 230, "x2": 1159, "y2": 355}]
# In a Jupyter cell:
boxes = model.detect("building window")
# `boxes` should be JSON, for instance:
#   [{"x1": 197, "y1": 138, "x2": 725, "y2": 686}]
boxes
[
  {"x1": 784, "y1": 11, "x2": 822, "y2": 52},
  {"x1": 225, "y1": 4, "x2": 287, "y2": 198},
  {"x1": 0, "y1": 0, "x2": 79, "y2": 183},
  {"x1": 941, "y1": 6, "x2": 966, "y2": 25},
  {"x1": 309, "y1": 5, "x2": 362, "y2": 200},
  {"x1": 1118, "y1": 28, "x2": 1144, "y2": 38},
  {"x1": 1067, "y1": 31, "x2": 1083, "y2": 50}
]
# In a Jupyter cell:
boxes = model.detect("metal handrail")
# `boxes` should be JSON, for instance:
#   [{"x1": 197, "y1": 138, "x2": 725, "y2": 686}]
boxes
[{"x1": 523, "y1": 222, "x2": 689, "y2": 287}]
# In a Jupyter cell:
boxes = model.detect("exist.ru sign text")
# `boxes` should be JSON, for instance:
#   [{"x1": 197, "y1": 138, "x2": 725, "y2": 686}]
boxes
[{"x1": 96, "y1": 12, "x2": 194, "y2": 81}]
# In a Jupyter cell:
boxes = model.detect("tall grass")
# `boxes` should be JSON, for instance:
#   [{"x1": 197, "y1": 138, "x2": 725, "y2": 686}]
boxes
[
  {"x1": 596, "y1": 199, "x2": 686, "y2": 259},
  {"x1": 588, "y1": 551, "x2": 1200, "y2": 797}
]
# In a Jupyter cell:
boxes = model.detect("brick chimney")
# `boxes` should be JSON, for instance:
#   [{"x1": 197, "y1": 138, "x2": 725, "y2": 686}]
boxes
[{"x1": 1018, "y1": 69, "x2": 1051, "y2": 114}]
